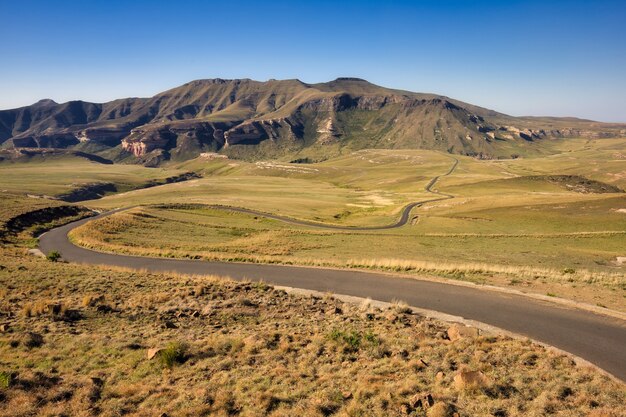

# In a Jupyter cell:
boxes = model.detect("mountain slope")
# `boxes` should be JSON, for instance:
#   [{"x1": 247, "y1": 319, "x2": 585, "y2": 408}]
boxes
[{"x1": 2, "y1": 78, "x2": 625, "y2": 165}]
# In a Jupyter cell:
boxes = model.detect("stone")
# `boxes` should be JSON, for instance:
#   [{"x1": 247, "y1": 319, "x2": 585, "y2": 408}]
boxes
[
  {"x1": 27, "y1": 248, "x2": 46, "y2": 258},
  {"x1": 0, "y1": 324, "x2": 9, "y2": 333},
  {"x1": 409, "y1": 393, "x2": 434, "y2": 409},
  {"x1": 384, "y1": 312, "x2": 399, "y2": 323},
  {"x1": 399, "y1": 404, "x2": 411, "y2": 415},
  {"x1": 164, "y1": 320, "x2": 177, "y2": 329},
  {"x1": 23, "y1": 332, "x2": 44, "y2": 348},
  {"x1": 447, "y1": 324, "x2": 479, "y2": 342},
  {"x1": 453, "y1": 370, "x2": 489, "y2": 390},
  {"x1": 147, "y1": 348, "x2": 163, "y2": 360},
  {"x1": 330, "y1": 306, "x2": 342, "y2": 315}
]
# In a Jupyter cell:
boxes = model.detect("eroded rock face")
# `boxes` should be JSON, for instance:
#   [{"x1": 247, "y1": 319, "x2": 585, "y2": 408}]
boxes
[
  {"x1": 2, "y1": 78, "x2": 625, "y2": 164},
  {"x1": 75, "y1": 127, "x2": 130, "y2": 146},
  {"x1": 224, "y1": 119, "x2": 295, "y2": 147},
  {"x1": 122, "y1": 122, "x2": 228, "y2": 158},
  {"x1": 10, "y1": 133, "x2": 79, "y2": 149}
]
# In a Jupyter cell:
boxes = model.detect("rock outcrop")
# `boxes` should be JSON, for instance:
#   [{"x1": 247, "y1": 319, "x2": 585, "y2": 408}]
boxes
[{"x1": 2, "y1": 78, "x2": 624, "y2": 165}]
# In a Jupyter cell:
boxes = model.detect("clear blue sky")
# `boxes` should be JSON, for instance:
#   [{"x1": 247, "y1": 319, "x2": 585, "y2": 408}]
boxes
[{"x1": 1, "y1": 0, "x2": 625, "y2": 121}]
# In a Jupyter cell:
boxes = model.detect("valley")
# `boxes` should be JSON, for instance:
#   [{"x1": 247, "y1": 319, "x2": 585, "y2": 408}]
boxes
[{"x1": 1, "y1": 80, "x2": 625, "y2": 416}]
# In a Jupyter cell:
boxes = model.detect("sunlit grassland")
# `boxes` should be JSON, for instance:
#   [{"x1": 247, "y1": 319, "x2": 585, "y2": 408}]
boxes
[
  {"x1": 0, "y1": 193, "x2": 65, "y2": 224},
  {"x1": 4, "y1": 140, "x2": 625, "y2": 310},
  {"x1": 70, "y1": 198, "x2": 626, "y2": 311},
  {"x1": 87, "y1": 149, "x2": 459, "y2": 226},
  {"x1": 0, "y1": 156, "x2": 185, "y2": 197},
  {"x1": 86, "y1": 175, "x2": 424, "y2": 227},
  {"x1": 2, "y1": 246, "x2": 623, "y2": 416}
]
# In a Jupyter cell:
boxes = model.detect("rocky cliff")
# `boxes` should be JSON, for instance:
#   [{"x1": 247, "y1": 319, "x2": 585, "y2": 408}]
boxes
[{"x1": 2, "y1": 78, "x2": 624, "y2": 164}]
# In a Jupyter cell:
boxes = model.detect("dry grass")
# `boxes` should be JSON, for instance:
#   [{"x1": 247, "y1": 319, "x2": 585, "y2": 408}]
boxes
[
  {"x1": 342, "y1": 258, "x2": 625, "y2": 289},
  {"x1": 0, "y1": 245, "x2": 624, "y2": 416},
  {"x1": 70, "y1": 219, "x2": 626, "y2": 311}
]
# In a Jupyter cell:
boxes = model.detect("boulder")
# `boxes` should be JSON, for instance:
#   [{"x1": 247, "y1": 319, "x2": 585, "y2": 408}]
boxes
[
  {"x1": 447, "y1": 324, "x2": 479, "y2": 341},
  {"x1": 453, "y1": 370, "x2": 489, "y2": 390},
  {"x1": 147, "y1": 348, "x2": 163, "y2": 360},
  {"x1": 409, "y1": 393, "x2": 434, "y2": 409},
  {"x1": 163, "y1": 320, "x2": 178, "y2": 329}
]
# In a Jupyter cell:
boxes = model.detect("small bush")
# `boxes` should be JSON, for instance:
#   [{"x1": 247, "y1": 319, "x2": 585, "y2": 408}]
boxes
[
  {"x1": 392, "y1": 300, "x2": 412, "y2": 314},
  {"x1": 82, "y1": 294, "x2": 104, "y2": 307},
  {"x1": 158, "y1": 342, "x2": 188, "y2": 368},
  {"x1": 562, "y1": 268, "x2": 576, "y2": 274},
  {"x1": 329, "y1": 329, "x2": 362, "y2": 352},
  {"x1": 363, "y1": 331, "x2": 380, "y2": 346},
  {"x1": 46, "y1": 251, "x2": 61, "y2": 262},
  {"x1": 0, "y1": 371, "x2": 11, "y2": 389},
  {"x1": 23, "y1": 332, "x2": 44, "y2": 348},
  {"x1": 22, "y1": 300, "x2": 64, "y2": 318}
]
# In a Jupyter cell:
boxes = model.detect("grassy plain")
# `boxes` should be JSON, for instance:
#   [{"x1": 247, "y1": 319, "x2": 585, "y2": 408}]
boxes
[
  {"x1": 1, "y1": 140, "x2": 625, "y2": 309},
  {"x1": 1, "y1": 245, "x2": 624, "y2": 417},
  {"x1": 1, "y1": 140, "x2": 625, "y2": 415},
  {"x1": 63, "y1": 139, "x2": 626, "y2": 311},
  {"x1": 0, "y1": 156, "x2": 185, "y2": 198}
]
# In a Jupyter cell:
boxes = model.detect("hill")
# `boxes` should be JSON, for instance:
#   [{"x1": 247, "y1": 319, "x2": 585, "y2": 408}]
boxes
[
  {"x1": 1, "y1": 241, "x2": 624, "y2": 416},
  {"x1": 1, "y1": 78, "x2": 625, "y2": 165}
]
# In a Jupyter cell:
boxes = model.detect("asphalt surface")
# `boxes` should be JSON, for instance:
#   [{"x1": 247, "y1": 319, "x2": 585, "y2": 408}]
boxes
[
  {"x1": 40, "y1": 211, "x2": 626, "y2": 381},
  {"x1": 184, "y1": 157, "x2": 458, "y2": 231}
]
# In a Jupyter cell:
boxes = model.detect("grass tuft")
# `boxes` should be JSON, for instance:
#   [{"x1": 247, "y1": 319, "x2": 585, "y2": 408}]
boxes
[
  {"x1": 157, "y1": 341, "x2": 188, "y2": 368},
  {"x1": 46, "y1": 250, "x2": 61, "y2": 262}
]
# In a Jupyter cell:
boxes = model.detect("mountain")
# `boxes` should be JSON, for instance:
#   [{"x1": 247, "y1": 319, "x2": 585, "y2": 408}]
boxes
[{"x1": 1, "y1": 78, "x2": 625, "y2": 165}]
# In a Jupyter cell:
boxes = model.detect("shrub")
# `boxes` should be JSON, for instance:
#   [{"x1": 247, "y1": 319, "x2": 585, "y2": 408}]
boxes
[
  {"x1": 0, "y1": 371, "x2": 11, "y2": 389},
  {"x1": 562, "y1": 268, "x2": 576, "y2": 274},
  {"x1": 46, "y1": 251, "x2": 61, "y2": 262},
  {"x1": 158, "y1": 342, "x2": 188, "y2": 368},
  {"x1": 329, "y1": 329, "x2": 361, "y2": 352}
]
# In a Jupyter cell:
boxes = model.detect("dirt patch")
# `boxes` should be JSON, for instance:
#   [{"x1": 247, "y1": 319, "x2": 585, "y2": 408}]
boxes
[{"x1": 362, "y1": 194, "x2": 394, "y2": 206}]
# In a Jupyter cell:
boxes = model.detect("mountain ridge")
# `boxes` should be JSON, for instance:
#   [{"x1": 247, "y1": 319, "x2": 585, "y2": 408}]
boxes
[{"x1": 2, "y1": 78, "x2": 624, "y2": 165}]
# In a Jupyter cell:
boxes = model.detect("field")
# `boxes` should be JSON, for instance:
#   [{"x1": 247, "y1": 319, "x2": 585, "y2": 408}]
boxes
[
  {"x1": 1, "y1": 138, "x2": 625, "y2": 415},
  {"x1": 0, "y1": 246, "x2": 624, "y2": 417},
  {"x1": 50, "y1": 138, "x2": 626, "y2": 311},
  {"x1": 0, "y1": 154, "x2": 186, "y2": 199}
]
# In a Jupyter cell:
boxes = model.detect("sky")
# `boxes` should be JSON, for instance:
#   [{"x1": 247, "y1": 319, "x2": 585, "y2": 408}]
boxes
[{"x1": 0, "y1": 0, "x2": 625, "y2": 122}]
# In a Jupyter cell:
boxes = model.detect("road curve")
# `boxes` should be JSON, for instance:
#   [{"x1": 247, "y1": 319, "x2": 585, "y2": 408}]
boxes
[
  {"x1": 189, "y1": 157, "x2": 458, "y2": 231},
  {"x1": 40, "y1": 212, "x2": 626, "y2": 381}
]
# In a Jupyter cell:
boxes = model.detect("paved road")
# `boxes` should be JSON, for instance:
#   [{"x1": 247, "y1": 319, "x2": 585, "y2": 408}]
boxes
[
  {"x1": 40, "y1": 212, "x2": 626, "y2": 381},
  {"x1": 180, "y1": 157, "x2": 458, "y2": 231}
]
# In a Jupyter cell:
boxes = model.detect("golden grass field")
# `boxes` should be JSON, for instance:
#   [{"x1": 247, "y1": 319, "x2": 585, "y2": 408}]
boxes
[
  {"x1": 35, "y1": 138, "x2": 624, "y2": 312},
  {"x1": 0, "y1": 246, "x2": 624, "y2": 417},
  {"x1": 0, "y1": 138, "x2": 625, "y2": 416}
]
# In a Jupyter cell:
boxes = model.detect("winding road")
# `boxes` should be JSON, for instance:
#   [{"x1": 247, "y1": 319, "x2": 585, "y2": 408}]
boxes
[
  {"x1": 38, "y1": 157, "x2": 626, "y2": 381},
  {"x1": 180, "y1": 157, "x2": 458, "y2": 231}
]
